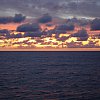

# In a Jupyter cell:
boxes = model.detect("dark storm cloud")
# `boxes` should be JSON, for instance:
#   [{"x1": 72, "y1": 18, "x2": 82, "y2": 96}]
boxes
[{"x1": 0, "y1": 0, "x2": 100, "y2": 18}]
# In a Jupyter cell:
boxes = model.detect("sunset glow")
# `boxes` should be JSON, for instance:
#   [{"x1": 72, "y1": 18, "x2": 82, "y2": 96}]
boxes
[{"x1": 0, "y1": 12, "x2": 100, "y2": 50}]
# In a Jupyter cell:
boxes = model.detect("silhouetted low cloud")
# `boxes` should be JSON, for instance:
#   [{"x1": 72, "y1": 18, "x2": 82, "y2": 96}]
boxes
[
  {"x1": 56, "y1": 23, "x2": 75, "y2": 31},
  {"x1": 10, "y1": 33, "x2": 22, "y2": 38},
  {"x1": 91, "y1": 18, "x2": 100, "y2": 30},
  {"x1": 0, "y1": 29, "x2": 10, "y2": 38},
  {"x1": 13, "y1": 14, "x2": 26, "y2": 23},
  {"x1": 17, "y1": 23, "x2": 40, "y2": 32},
  {"x1": 0, "y1": 17, "x2": 12, "y2": 24},
  {"x1": 72, "y1": 29, "x2": 88, "y2": 41},
  {"x1": 24, "y1": 32, "x2": 42, "y2": 37},
  {"x1": 0, "y1": 29, "x2": 9, "y2": 34},
  {"x1": 38, "y1": 14, "x2": 52, "y2": 23},
  {"x1": 57, "y1": 36, "x2": 69, "y2": 42},
  {"x1": 0, "y1": 14, "x2": 26, "y2": 24},
  {"x1": 67, "y1": 18, "x2": 89, "y2": 26}
]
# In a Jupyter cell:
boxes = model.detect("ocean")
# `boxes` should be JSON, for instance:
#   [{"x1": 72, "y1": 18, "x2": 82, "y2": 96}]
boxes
[{"x1": 0, "y1": 52, "x2": 100, "y2": 100}]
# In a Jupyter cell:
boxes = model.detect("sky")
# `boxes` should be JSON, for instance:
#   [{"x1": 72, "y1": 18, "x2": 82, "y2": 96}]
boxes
[
  {"x1": 0, "y1": 0, "x2": 100, "y2": 50},
  {"x1": 0, "y1": 0, "x2": 100, "y2": 18}
]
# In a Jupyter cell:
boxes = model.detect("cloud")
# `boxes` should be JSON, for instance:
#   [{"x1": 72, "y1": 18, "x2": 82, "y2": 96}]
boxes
[
  {"x1": 57, "y1": 36, "x2": 69, "y2": 42},
  {"x1": 56, "y1": 23, "x2": 75, "y2": 31},
  {"x1": 71, "y1": 29, "x2": 88, "y2": 41},
  {"x1": 91, "y1": 18, "x2": 100, "y2": 30},
  {"x1": 0, "y1": 14, "x2": 26, "y2": 24},
  {"x1": 0, "y1": 0, "x2": 100, "y2": 18},
  {"x1": 67, "y1": 18, "x2": 89, "y2": 26},
  {"x1": 10, "y1": 33, "x2": 22, "y2": 38},
  {"x1": 0, "y1": 29, "x2": 22, "y2": 38},
  {"x1": 38, "y1": 14, "x2": 52, "y2": 23},
  {"x1": 0, "y1": 29, "x2": 11, "y2": 39},
  {"x1": 23, "y1": 32, "x2": 42, "y2": 37},
  {"x1": 17, "y1": 23, "x2": 40, "y2": 32},
  {"x1": 0, "y1": 17, "x2": 13, "y2": 24},
  {"x1": 13, "y1": 14, "x2": 26, "y2": 23}
]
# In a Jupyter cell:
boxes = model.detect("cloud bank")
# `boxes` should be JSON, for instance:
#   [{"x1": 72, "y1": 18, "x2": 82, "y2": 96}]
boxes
[
  {"x1": 0, "y1": 14, "x2": 26, "y2": 24},
  {"x1": 0, "y1": 0, "x2": 100, "y2": 18}
]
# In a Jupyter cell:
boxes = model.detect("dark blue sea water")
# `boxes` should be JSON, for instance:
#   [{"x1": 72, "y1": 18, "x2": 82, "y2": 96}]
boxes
[{"x1": 0, "y1": 52, "x2": 100, "y2": 100}]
